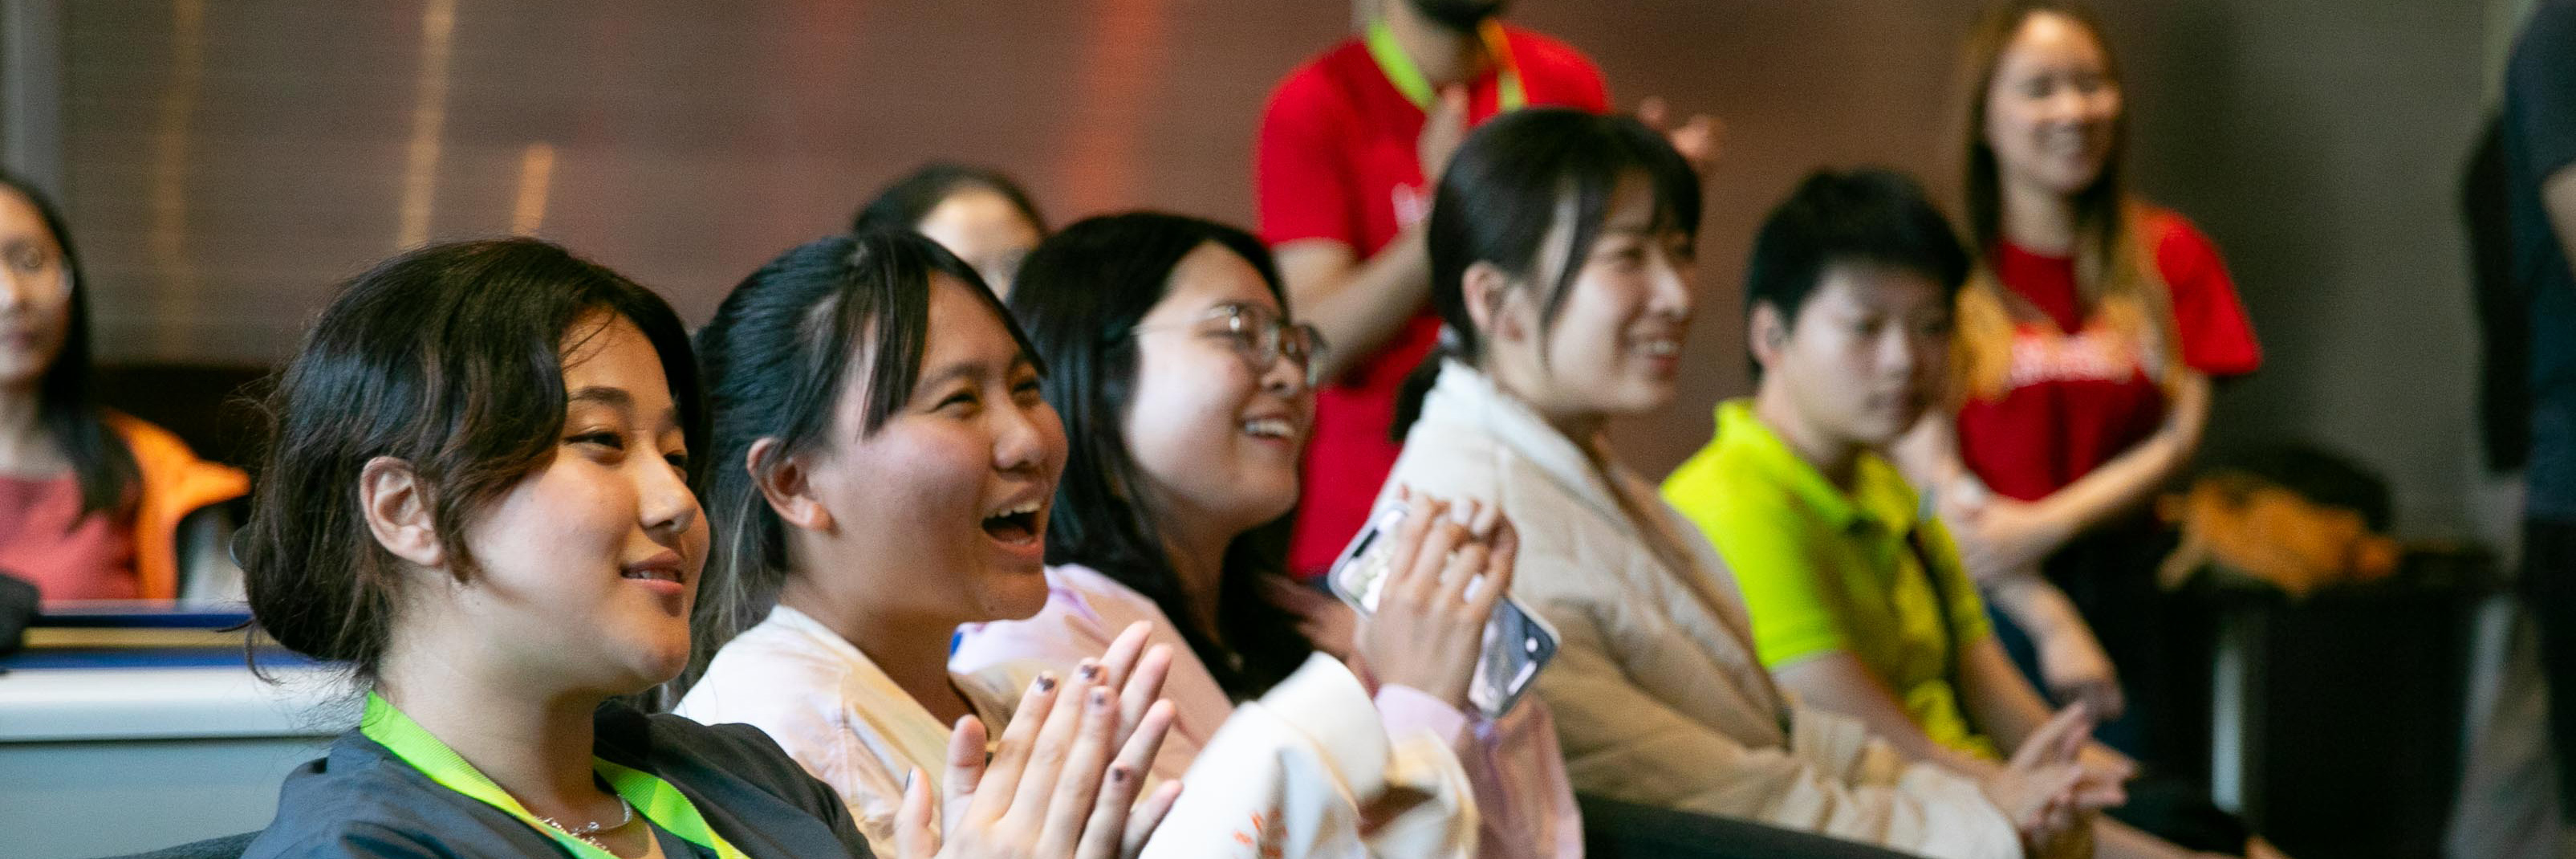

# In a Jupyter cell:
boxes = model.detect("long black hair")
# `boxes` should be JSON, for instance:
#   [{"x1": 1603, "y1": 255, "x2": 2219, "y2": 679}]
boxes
[
  {"x1": 685, "y1": 230, "x2": 1037, "y2": 688},
  {"x1": 0, "y1": 172, "x2": 138, "y2": 522},
  {"x1": 241, "y1": 238, "x2": 701, "y2": 682},
  {"x1": 1392, "y1": 108, "x2": 1701, "y2": 439},
  {"x1": 1006, "y1": 212, "x2": 1314, "y2": 701}
]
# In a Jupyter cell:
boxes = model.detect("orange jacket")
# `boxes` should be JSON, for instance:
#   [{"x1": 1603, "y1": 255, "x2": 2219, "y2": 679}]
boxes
[{"x1": 107, "y1": 413, "x2": 250, "y2": 599}]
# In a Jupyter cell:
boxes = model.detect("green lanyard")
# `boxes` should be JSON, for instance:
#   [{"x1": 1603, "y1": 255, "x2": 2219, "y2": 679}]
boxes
[
  {"x1": 360, "y1": 692, "x2": 752, "y2": 859},
  {"x1": 1363, "y1": 18, "x2": 1527, "y2": 114}
]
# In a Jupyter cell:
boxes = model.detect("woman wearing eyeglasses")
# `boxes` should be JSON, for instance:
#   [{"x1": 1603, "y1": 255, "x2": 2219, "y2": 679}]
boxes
[
  {"x1": 0, "y1": 171, "x2": 246, "y2": 604},
  {"x1": 953, "y1": 211, "x2": 1573, "y2": 859}
]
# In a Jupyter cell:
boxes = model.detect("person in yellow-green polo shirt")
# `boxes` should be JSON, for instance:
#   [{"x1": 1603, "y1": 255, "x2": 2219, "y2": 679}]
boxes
[
  {"x1": 1672, "y1": 398, "x2": 2000, "y2": 758},
  {"x1": 1662, "y1": 168, "x2": 2025, "y2": 772},
  {"x1": 1658, "y1": 169, "x2": 2264, "y2": 859}
]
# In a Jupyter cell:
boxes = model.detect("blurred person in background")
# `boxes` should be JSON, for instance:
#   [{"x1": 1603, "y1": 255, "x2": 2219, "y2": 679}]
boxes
[
  {"x1": 1893, "y1": 0, "x2": 2261, "y2": 778},
  {"x1": 0, "y1": 170, "x2": 245, "y2": 603},
  {"x1": 854, "y1": 163, "x2": 1050, "y2": 297},
  {"x1": 2498, "y1": 0, "x2": 2576, "y2": 850}
]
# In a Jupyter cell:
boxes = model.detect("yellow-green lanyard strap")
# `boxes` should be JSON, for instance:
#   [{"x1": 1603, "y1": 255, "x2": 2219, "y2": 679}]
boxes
[
  {"x1": 1363, "y1": 18, "x2": 1527, "y2": 114},
  {"x1": 360, "y1": 692, "x2": 752, "y2": 859}
]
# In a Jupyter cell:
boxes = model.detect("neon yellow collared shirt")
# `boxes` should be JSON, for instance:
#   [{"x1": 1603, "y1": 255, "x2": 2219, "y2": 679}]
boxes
[{"x1": 1662, "y1": 400, "x2": 1997, "y2": 759}]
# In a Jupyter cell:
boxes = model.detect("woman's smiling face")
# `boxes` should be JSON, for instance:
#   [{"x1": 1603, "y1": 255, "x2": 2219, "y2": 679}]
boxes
[
  {"x1": 1983, "y1": 11, "x2": 2123, "y2": 199},
  {"x1": 1119, "y1": 242, "x2": 1317, "y2": 535},
  {"x1": 444, "y1": 311, "x2": 708, "y2": 693},
  {"x1": 794, "y1": 273, "x2": 1068, "y2": 625}
]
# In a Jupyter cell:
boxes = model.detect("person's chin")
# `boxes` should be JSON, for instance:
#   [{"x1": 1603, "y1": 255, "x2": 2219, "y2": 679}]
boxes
[
  {"x1": 1617, "y1": 379, "x2": 1678, "y2": 416},
  {"x1": 985, "y1": 569, "x2": 1053, "y2": 621},
  {"x1": 1243, "y1": 471, "x2": 1301, "y2": 519},
  {"x1": 0, "y1": 358, "x2": 44, "y2": 387},
  {"x1": 1251, "y1": 496, "x2": 1298, "y2": 528},
  {"x1": 1409, "y1": 0, "x2": 1507, "y2": 30},
  {"x1": 610, "y1": 634, "x2": 693, "y2": 692},
  {"x1": 1859, "y1": 406, "x2": 1925, "y2": 446},
  {"x1": 2043, "y1": 161, "x2": 2107, "y2": 195},
  {"x1": 636, "y1": 653, "x2": 690, "y2": 689},
  {"x1": 2009, "y1": 161, "x2": 2092, "y2": 198},
  {"x1": 1850, "y1": 425, "x2": 1907, "y2": 451}
]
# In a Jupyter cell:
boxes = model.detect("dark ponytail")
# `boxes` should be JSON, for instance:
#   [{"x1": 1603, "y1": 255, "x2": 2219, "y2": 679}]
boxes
[
  {"x1": 1390, "y1": 108, "x2": 1700, "y2": 441},
  {"x1": 1389, "y1": 328, "x2": 1461, "y2": 444}
]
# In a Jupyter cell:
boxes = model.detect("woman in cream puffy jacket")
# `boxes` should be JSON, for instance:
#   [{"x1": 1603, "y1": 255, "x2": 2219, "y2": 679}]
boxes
[{"x1": 1377, "y1": 108, "x2": 2091, "y2": 859}]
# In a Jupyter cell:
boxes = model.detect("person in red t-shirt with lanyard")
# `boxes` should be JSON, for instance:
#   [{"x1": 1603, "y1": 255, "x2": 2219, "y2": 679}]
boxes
[
  {"x1": 1895, "y1": 0, "x2": 2266, "y2": 811},
  {"x1": 1257, "y1": 0, "x2": 1715, "y2": 576}
]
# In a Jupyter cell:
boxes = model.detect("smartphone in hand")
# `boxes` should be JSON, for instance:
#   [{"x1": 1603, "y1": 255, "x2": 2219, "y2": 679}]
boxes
[{"x1": 1327, "y1": 503, "x2": 1559, "y2": 719}]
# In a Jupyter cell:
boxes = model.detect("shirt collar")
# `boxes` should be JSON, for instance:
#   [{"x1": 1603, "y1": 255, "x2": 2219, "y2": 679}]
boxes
[
  {"x1": 1711, "y1": 399, "x2": 1920, "y2": 537},
  {"x1": 1420, "y1": 358, "x2": 1631, "y2": 524},
  {"x1": 763, "y1": 604, "x2": 1016, "y2": 751}
]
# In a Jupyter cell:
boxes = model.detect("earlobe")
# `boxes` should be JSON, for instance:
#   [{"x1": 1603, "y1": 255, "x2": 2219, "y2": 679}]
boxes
[
  {"x1": 749, "y1": 438, "x2": 834, "y2": 534},
  {"x1": 358, "y1": 457, "x2": 445, "y2": 570}
]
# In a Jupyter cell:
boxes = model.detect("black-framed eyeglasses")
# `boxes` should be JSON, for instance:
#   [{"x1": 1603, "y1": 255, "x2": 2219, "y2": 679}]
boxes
[{"x1": 1131, "y1": 303, "x2": 1329, "y2": 387}]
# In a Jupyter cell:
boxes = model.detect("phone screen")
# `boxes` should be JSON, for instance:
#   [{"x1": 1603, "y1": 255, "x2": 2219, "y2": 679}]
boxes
[
  {"x1": 1327, "y1": 503, "x2": 1559, "y2": 719},
  {"x1": 1328, "y1": 506, "x2": 1409, "y2": 613}
]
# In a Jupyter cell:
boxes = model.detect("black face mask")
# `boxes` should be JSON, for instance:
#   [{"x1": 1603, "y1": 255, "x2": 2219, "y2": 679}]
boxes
[{"x1": 1405, "y1": 0, "x2": 1508, "y2": 32}]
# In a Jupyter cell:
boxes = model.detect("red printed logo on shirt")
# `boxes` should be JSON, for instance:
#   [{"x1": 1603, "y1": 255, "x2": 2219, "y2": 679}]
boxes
[{"x1": 2005, "y1": 324, "x2": 2145, "y2": 389}]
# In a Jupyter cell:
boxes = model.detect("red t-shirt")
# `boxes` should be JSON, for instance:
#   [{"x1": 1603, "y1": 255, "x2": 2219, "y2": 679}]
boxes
[
  {"x1": 1956, "y1": 210, "x2": 2262, "y2": 503},
  {"x1": 0, "y1": 473, "x2": 136, "y2": 600},
  {"x1": 1256, "y1": 26, "x2": 1609, "y2": 575}
]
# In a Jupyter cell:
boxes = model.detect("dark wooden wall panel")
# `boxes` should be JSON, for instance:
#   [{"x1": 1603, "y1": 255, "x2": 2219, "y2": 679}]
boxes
[{"x1": 45, "y1": 0, "x2": 2494, "y2": 532}]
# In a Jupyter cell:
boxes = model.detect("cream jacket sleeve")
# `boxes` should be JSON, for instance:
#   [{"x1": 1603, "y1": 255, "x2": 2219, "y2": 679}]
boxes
[
  {"x1": 1141, "y1": 654, "x2": 1479, "y2": 859},
  {"x1": 1535, "y1": 595, "x2": 2021, "y2": 859}
]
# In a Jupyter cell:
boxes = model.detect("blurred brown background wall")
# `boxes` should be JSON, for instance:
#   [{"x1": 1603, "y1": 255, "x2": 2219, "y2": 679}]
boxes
[{"x1": 0, "y1": 0, "x2": 2517, "y2": 540}]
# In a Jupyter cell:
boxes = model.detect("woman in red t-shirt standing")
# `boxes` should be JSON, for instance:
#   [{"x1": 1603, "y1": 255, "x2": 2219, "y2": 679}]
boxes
[{"x1": 1899, "y1": 0, "x2": 2264, "y2": 784}]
